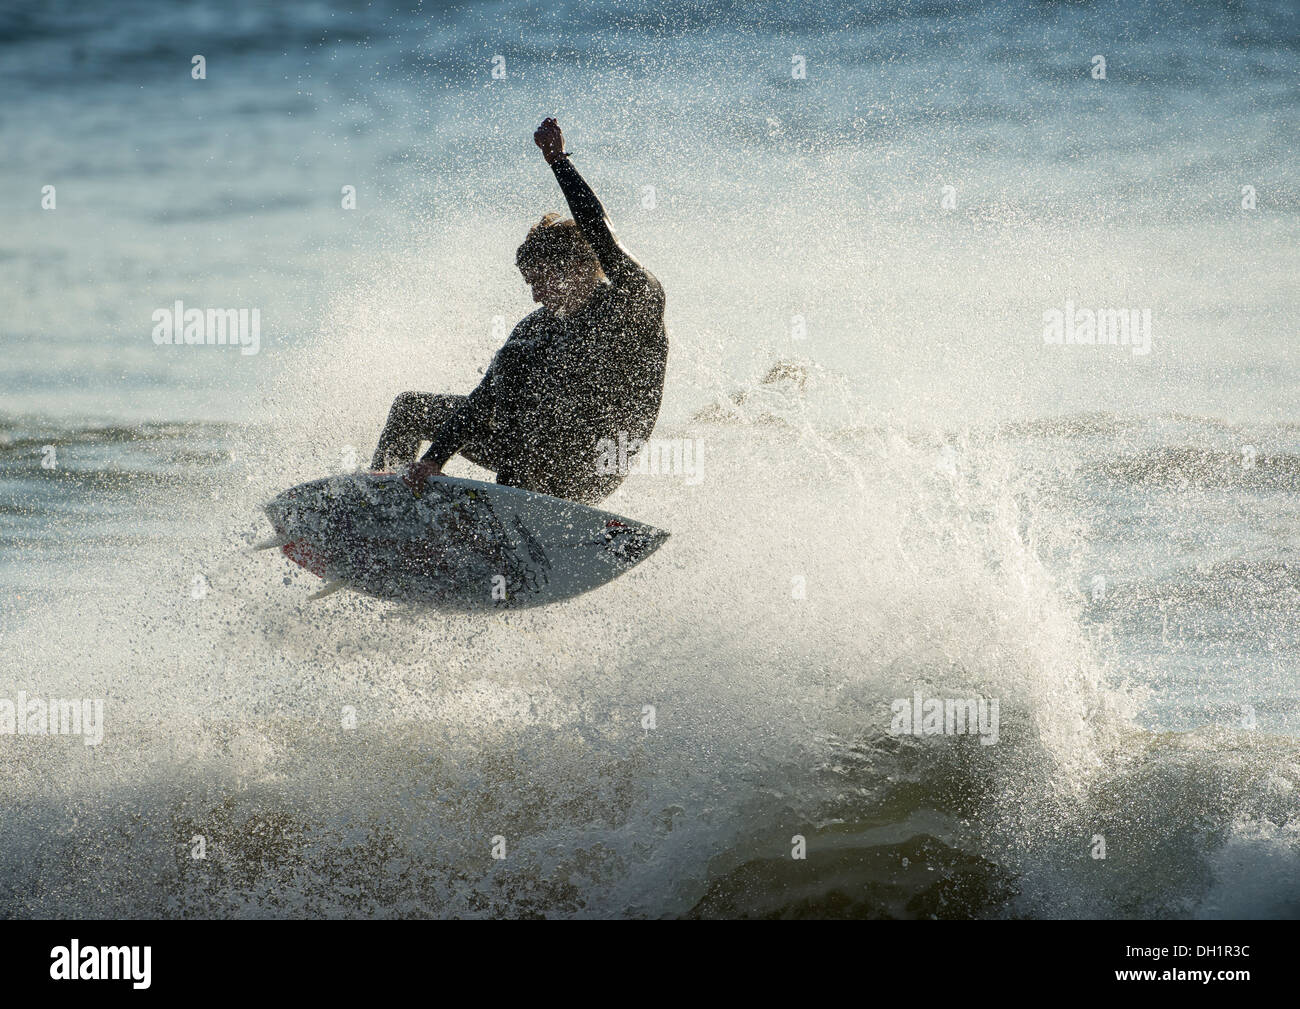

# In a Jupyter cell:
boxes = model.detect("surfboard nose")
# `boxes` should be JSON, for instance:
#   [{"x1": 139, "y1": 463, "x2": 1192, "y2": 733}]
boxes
[{"x1": 595, "y1": 519, "x2": 669, "y2": 566}]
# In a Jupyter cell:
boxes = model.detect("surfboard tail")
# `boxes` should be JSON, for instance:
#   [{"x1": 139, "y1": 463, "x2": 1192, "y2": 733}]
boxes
[{"x1": 307, "y1": 580, "x2": 350, "y2": 600}]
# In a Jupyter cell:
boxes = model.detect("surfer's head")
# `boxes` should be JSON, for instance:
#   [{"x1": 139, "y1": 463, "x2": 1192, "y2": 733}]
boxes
[{"x1": 516, "y1": 213, "x2": 604, "y2": 314}]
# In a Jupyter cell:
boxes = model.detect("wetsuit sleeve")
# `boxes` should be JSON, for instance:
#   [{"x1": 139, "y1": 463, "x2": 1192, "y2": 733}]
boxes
[
  {"x1": 551, "y1": 156, "x2": 648, "y2": 286},
  {"x1": 419, "y1": 370, "x2": 495, "y2": 468}
]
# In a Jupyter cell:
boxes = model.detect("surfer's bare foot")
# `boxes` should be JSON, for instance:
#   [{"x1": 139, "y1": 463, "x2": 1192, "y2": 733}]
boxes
[{"x1": 403, "y1": 458, "x2": 441, "y2": 493}]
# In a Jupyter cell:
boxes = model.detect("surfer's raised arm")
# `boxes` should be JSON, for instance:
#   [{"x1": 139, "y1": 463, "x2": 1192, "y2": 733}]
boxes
[{"x1": 533, "y1": 118, "x2": 652, "y2": 289}]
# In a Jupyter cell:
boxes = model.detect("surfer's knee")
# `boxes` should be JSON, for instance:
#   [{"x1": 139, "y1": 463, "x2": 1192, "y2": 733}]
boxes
[
  {"x1": 391, "y1": 390, "x2": 423, "y2": 413},
  {"x1": 386, "y1": 391, "x2": 434, "y2": 428}
]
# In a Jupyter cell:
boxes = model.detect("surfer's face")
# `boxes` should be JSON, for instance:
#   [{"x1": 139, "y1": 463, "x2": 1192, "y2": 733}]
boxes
[{"x1": 519, "y1": 263, "x2": 587, "y2": 313}]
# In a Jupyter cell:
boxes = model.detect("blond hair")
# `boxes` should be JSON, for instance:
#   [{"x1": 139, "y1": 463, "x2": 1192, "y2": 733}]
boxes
[{"x1": 515, "y1": 213, "x2": 603, "y2": 277}]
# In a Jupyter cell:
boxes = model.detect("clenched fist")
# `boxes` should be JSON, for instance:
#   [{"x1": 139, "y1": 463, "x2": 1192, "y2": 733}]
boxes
[{"x1": 533, "y1": 117, "x2": 566, "y2": 164}]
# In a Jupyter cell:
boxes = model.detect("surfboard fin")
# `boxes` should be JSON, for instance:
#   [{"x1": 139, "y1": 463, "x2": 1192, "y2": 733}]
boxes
[{"x1": 307, "y1": 580, "x2": 350, "y2": 600}]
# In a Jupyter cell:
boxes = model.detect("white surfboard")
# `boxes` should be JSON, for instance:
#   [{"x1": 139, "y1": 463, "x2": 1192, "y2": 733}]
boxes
[{"x1": 262, "y1": 472, "x2": 669, "y2": 610}]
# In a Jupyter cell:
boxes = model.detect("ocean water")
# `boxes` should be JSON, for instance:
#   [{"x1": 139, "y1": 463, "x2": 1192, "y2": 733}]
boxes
[{"x1": 2, "y1": 0, "x2": 1299, "y2": 918}]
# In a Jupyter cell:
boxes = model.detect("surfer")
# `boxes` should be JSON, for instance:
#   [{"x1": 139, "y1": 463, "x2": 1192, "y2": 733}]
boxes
[{"x1": 371, "y1": 117, "x2": 668, "y2": 505}]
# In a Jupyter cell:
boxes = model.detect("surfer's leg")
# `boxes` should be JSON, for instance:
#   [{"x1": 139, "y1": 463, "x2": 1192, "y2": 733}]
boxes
[{"x1": 371, "y1": 392, "x2": 464, "y2": 470}]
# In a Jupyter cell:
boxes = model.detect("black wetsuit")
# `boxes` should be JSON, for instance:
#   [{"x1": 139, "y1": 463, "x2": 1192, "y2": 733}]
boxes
[{"x1": 371, "y1": 155, "x2": 667, "y2": 505}]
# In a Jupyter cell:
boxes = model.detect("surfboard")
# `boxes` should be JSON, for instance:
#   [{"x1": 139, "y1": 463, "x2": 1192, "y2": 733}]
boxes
[{"x1": 261, "y1": 472, "x2": 669, "y2": 610}]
